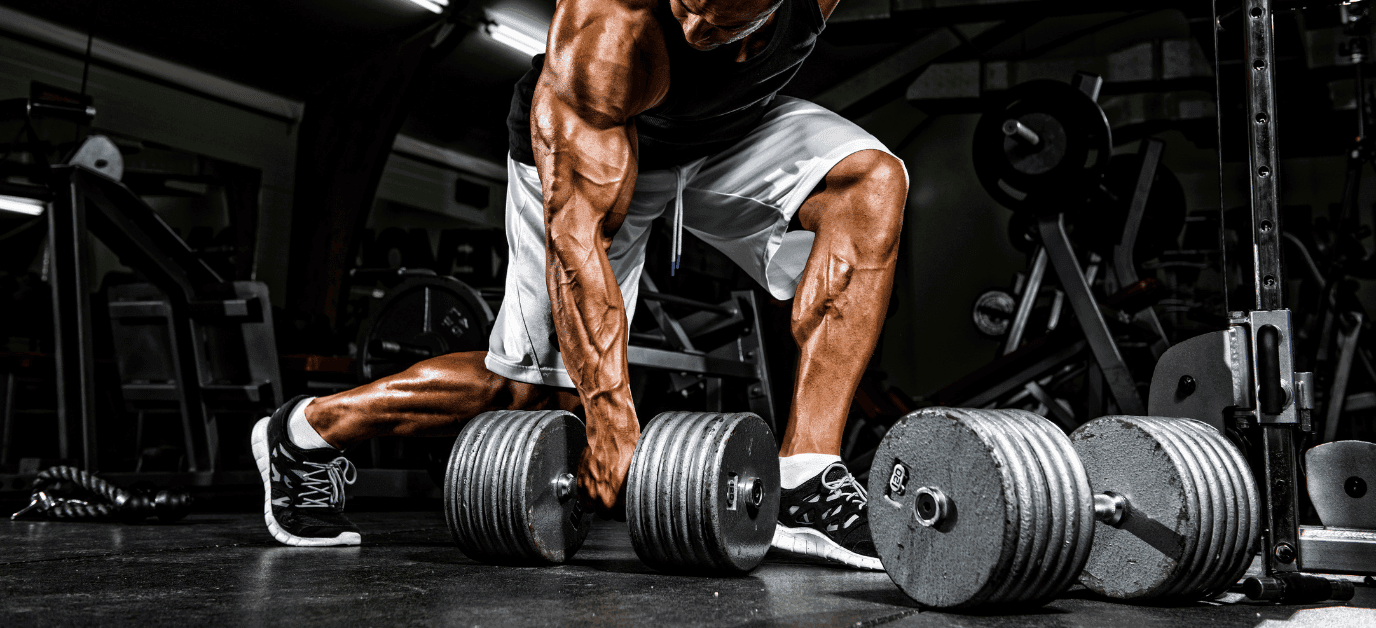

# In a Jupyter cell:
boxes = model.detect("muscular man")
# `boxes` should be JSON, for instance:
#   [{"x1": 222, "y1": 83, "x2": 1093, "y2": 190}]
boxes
[{"x1": 252, "y1": 0, "x2": 906, "y2": 570}]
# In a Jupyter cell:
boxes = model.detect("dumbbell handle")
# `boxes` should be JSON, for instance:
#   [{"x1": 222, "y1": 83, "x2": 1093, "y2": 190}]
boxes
[
  {"x1": 1003, "y1": 119, "x2": 1041, "y2": 147},
  {"x1": 1093, "y1": 492, "x2": 1127, "y2": 526},
  {"x1": 554, "y1": 473, "x2": 577, "y2": 501},
  {"x1": 911, "y1": 486, "x2": 1128, "y2": 528}
]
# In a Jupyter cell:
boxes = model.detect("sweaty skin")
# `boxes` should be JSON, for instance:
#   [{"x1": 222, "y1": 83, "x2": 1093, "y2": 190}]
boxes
[{"x1": 302, "y1": 0, "x2": 905, "y2": 514}]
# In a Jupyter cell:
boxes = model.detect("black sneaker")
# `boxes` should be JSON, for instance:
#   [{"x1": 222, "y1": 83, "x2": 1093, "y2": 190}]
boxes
[
  {"x1": 771, "y1": 461, "x2": 882, "y2": 570},
  {"x1": 251, "y1": 396, "x2": 360, "y2": 546}
]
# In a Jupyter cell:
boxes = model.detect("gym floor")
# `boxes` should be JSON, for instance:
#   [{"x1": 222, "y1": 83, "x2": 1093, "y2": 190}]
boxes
[{"x1": 3, "y1": 511, "x2": 1373, "y2": 627}]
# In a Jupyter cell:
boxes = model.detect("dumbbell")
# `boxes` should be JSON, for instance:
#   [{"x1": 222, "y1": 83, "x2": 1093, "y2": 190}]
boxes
[
  {"x1": 868, "y1": 408, "x2": 1259, "y2": 609},
  {"x1": 443, "y1": 409, "x2": 779, "y2": 573},
  {"x1": 626, "y1": 411, "x2": 779, "y2": 574}
]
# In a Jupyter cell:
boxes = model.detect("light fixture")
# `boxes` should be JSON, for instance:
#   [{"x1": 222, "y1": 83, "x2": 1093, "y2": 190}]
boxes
[
  {"x1": 485, "y1": 18, "x2": 545, "y2": 57},
  {"x1": 0, "y1": 195, "x2": 44, "y2": 216},
  {"x1": 404, "y1": 0, "x2": 447, "y2": 15}
]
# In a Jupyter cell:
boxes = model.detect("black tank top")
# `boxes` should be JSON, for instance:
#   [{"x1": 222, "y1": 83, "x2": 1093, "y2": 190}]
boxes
[{"x1": 507, "y1": 0, "x2": 825, "y2": 171}]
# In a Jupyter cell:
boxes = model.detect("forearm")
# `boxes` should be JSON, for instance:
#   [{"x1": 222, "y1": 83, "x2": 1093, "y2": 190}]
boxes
[
  {"x1": 532, "y1": 93, "x2": 641, "y2": 444},
  {"x1": 545, "y1": 214, "x2": 636, "y2": 425}
]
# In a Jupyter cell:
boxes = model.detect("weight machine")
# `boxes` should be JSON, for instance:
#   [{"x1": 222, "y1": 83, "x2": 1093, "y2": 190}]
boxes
[
  {"x1": 934, "y1": 72, "x2": 1180, "y2": 426},
  {"x1": 0, "y1": 84, "x2": 282, "y2": 476},
  {"x1": 1148, "y1": 0, "x2": 1370, "y2": 601}
]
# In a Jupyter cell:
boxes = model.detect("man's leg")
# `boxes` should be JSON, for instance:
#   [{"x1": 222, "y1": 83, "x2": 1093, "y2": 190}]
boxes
[
  {"x1": 253, "y1": 351, "x2": 578, "y2": 547},
  {"x1": 771, "y1": 148, "x2": 906, "y2": 569},
  {"x1": 304, "y1": 351, "x2": 580, "y2": 447},
  {"x1": 784, "y1": 149, "x2": 906, "y2": 456}
]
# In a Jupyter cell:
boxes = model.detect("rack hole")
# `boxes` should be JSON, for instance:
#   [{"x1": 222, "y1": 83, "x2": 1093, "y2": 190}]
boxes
[
  {"x1": 1254, "y1": 59, "x2": 1266, "y2": 70},
  {"x1": 1260, "y1": 220, "x2": 1273, "y2": 233},
  {"x1": 1256, "y1": 112, "x2": 1268, "y2": 124},
  {"x1": 1250, "y1": 7, "x2": 1263, "y2": 18},
  {"x1": 1258, "y1": 166, "x2": 1271, "y2": 178}
]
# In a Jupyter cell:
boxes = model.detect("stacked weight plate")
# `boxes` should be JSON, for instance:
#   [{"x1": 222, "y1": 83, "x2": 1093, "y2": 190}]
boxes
[
  {"x1": 1070, "y1": 416, "x2": 1259, "y2": 600},
  {"x1": 868, "y1": 408, "x2": 1094, "y2": 609},
  {"x1": 444, "y1": 410, "x2": 591, "y2": 564},
  {"x1": 626, "y1": 411, "x2": 780, "y2": 574}
]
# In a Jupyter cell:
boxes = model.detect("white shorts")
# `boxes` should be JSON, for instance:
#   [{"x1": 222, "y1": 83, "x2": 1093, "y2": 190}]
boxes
[{"x1": 486, "y1": 96, "x2": 901, "y2": 388}]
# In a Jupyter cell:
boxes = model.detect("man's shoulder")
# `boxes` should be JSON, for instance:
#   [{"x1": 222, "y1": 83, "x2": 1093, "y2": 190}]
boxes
[{"x1": 560, "y1": 0, "x2": 659, "y2": 24}]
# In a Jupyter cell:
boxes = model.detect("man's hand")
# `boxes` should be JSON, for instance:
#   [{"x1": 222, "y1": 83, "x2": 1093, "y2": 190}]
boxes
[{"x1": 578, "y1": 417, "x2": 640, "y2": 517}]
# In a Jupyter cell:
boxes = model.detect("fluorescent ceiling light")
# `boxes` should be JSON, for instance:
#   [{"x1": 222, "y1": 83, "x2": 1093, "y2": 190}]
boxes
[
  {"x1": 0, "y1": 195, "x2": 44, "y2": 216},
  {"x1": 405, "y1": 0, "x2": 446, "y2": 14},
  {"x1": 486, "y1": 20, "x2": 545, "y2": 57}
]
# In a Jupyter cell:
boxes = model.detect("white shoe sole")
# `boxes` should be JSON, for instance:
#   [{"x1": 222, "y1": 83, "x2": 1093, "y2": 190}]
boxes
[
  {"x1": 251, "y1": 417, "x2": 361, "y2": 547},
  {"x1": 771, "y1": 524, "x2": 884, "y2": 571}
]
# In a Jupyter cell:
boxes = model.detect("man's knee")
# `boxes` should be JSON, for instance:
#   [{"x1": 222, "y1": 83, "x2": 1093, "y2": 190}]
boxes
[{"x1": 824, "y1": 150, "x2": 907, "y2": 259}]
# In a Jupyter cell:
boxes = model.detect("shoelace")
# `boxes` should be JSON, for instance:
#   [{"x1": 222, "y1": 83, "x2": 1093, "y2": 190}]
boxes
[
  {"x1": 298, "y1": 456, "x2": 357, "y2": 508},
  {"x1": 821, "y1": 462, "x2": 868, "y2": 509}
]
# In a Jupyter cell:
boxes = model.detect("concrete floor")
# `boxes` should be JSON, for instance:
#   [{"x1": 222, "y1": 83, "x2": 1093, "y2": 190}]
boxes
[{"x1": 2, "y1": 511, "x2": 1374, "y2": 627}]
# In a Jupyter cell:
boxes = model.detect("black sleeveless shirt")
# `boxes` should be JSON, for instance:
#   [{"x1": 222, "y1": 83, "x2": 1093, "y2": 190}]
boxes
[{"x1": 507, "y1": 0, "x2": 825, "y2": 171}]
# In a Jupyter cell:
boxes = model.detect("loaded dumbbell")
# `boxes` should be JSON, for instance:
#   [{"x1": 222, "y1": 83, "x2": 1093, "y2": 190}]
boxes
[
  {"x1": 443, "y1": 410, "x2": 591, "y2": 564},
  {"x1": 626, "y1": 411, "x2": 779, "y2": 574},
  {"x1": 443, "y1": 409, "x2": 779, "y2": 574},
  {"x1": 868, "y1": 408, "x2": 1259, "y2": 609}
]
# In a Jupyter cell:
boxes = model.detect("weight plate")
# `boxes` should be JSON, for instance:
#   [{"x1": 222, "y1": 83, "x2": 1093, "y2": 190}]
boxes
[
  {"x1": 626, "y1": 412, "x2": 779, "y2": 574},
  {"x1": 1074, "y1": 154, "x2": 1188, "y2": 264},
  {"x1": 965, "y1": 410, "x2": 1049, "y2": 604},
  {"x1": 869, "y1": 408, "x2": 1020, "y2": 608},
  {"x1": 1172, "y1": 418, "x2": 1249, "y2": 594},
  {"x1": 1180, "y1": 419, "x2": 1259, "y2": 596},
  {"x1": 1033, "y1": 412, "x2": 1097, "y2": 602},
  {"x1": 972, "y1": 80, "x2": 1112, "y2": 212},
  {"x1": 973, "y1": 290, "x2": 1016, "y2": 337},
  {"x1": 356, "y1": 276, "x2": 494, "y2": 382},
  {"x1": 1071, "y1": 416, "x2": 1203, "y2": 599},
  {"x1": 444, "y1": 410, "x2": 590, "y2": 564},
  {"x1": 989, "y1": 411, "x2": 1063, "y2": 604},
  {"x1": 1142, "y1": 418, "x2": 1220, "y2": 598},
  {"x1": 1005, "y1": 412, "x2": 1091, "y2": 604}
]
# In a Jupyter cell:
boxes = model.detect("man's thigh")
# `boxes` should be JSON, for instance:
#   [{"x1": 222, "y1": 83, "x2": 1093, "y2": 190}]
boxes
[{"x1": 681, "y1": 97, "x2": 904, "y2": 300}]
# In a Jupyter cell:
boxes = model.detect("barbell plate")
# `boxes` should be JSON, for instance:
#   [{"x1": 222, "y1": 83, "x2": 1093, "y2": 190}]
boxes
[
  {"x1": 964, "y1": 410, "x2": 1051, "y2": 604},
  {"x1": 444, "y1": 410, "x2": 590, "y2": 564},
  {"x1": 1141, "y1": 418, "x2": 1224, "y2": 598},
  {"x1": 971, "y1": 79, "x2": 1112, "y2": 211},
  {"x1": 627, "y1": 411, "x2": 779, "y2": 574},
  {"x1": 869, "y1": 408, "x2": 1020, "y2": 608},
  {"x1": 1071, "y1": 416, "x2": 1202, "y2": 599}
]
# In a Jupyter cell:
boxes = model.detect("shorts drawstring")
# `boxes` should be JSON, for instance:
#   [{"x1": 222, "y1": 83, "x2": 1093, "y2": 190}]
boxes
[{"x1": 671, "y1": 164, "x2": 686, "y2": 275}]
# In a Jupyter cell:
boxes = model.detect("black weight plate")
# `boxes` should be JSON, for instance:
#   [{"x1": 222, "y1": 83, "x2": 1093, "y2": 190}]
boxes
[
  {"x1": 356, "y1": 276, "x2": 495, "y2": 382},
  {"x1": 973, "y1": 80, "x2": 1112, "y2": 212},
  {"x1": 1073, "y1": 154, "x2": 1188, "y2": 263}
]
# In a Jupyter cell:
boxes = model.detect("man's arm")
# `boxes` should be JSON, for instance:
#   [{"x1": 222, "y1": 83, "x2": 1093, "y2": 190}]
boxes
[
  {"x1": 819, "y1": 0, "x2": 841, "y2": 20},
  {"x1": 531, "y1": 0, "x2": 668, "y2": 512}
]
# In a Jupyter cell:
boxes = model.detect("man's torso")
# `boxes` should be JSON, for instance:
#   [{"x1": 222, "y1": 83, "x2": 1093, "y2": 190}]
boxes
[{"x1": 507, "y1": 0, "x2": 825, "y2": 171}]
